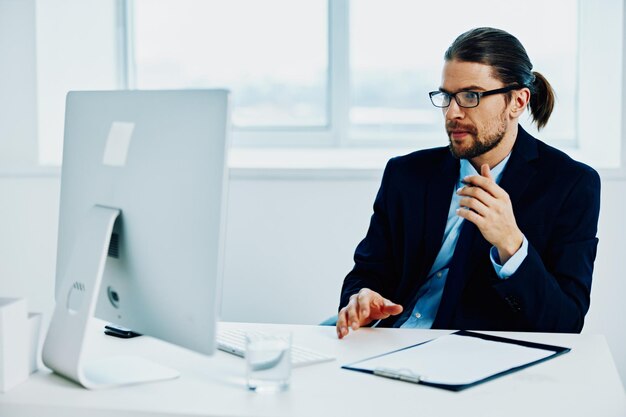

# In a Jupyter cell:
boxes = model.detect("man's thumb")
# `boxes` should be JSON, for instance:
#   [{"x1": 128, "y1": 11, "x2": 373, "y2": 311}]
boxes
[{"x1": 382, "y1": 299, "x2": 403, "y2": 315}]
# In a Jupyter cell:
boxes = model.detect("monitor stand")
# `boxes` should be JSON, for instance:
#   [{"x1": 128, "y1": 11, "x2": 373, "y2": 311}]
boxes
[{"x1": 42, "y1": 205, "x2": 180, "y2": 389}]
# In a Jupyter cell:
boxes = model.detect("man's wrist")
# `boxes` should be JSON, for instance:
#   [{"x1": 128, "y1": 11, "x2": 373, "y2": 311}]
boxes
[
  {"x1": 497, "y1": 231, "x2": 524, "y2": 263},
  {"x1": 490, "y1": 235, "x2": 528, "y2": 279}
]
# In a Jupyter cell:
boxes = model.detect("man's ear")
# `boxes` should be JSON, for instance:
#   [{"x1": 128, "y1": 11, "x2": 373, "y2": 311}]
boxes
[{"x1": 510, "y1": 88, "x2": 531, "y2": 118}]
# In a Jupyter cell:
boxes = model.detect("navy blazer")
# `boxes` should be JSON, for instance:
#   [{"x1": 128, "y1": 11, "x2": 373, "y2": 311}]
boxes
[{"x1": 340, "y1": 126, "x2": 601, "y2": 333}]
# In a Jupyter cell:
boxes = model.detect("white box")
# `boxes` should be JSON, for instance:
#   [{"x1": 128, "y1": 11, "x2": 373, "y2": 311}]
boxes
[{"x1": 0, "y1": 297, "x2": 29, "y2": 392}]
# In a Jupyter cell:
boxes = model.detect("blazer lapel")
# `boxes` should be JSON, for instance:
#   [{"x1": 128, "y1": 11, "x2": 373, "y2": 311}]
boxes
[
  {"x1": 498, "y1": 125, "x2": 539, "y2": 207},
  {"x1": 386, "y1": 150, "x2": 458, "y2": 327},
  {"x1": 422, "y1": 153, "x2": 459, "y2": 280}
]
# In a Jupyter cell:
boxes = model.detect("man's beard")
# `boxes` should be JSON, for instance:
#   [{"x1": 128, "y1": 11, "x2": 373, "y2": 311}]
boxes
[{"x1": 447, "y1": 114, "x2": 507, "y2": 159}]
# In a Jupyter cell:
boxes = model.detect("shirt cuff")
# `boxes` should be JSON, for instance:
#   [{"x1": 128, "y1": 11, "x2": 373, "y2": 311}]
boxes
[{"x1": 490, "y1": 236, "x2": 528, "y2": 280}]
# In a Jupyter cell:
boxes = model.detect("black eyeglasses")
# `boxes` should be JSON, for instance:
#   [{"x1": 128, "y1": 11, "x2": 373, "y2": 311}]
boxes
[{"x1": 429, "y1": 85, "x2": 521, "y2": 108}]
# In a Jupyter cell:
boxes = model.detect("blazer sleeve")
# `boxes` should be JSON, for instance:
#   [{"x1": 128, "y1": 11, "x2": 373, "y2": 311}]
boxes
[
  {"x1": 339, "y1": 159, "x2": 398, "y2": 310},
  {"x1": 490, "y1": 166, "x2": 601, "y2": 332}
]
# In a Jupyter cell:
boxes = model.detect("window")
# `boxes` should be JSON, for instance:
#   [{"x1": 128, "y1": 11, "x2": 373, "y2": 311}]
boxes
[
  {"x1": 131, "y1": 0, "x2": 328, "y2": 129},
  {"x1": 32, "y1": 0, "x2": 623, "y2": 170}
]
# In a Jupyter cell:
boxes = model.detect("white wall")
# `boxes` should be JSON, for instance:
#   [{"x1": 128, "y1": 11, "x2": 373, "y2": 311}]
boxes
[
  {"x1": 0, "y1": 0, "x2": 624, "y2": 389},
  {"x1": 221, "y1": 175, "x2": 380, "y2": 324}
]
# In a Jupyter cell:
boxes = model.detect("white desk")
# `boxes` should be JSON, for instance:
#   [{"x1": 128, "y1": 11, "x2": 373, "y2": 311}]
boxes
[{"x1": 1, "y1": 321, "x2": 625, "y2": 417}]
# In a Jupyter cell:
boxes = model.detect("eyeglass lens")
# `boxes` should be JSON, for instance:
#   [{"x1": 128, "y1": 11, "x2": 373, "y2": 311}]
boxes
[{"x1": 430, "y1": 91, "x2": 479, "y2": 108}]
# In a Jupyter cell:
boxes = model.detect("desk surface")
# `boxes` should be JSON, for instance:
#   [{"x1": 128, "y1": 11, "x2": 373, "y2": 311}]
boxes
[{"x1": 1, "y1": 321, "x2": 625, "y2": 417}]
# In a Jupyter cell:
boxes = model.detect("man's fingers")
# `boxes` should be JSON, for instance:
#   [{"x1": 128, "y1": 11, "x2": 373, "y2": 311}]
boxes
[
  {"x1": 458, "y1": 183, "x2": 497, "y2": 207},
  {"x1": 345, "y1": 298, "x2": 360, "y2": 330},
  {"x1": 357, "y1": 290, "x2": 371, "y2": 321},
  {"x1": 481, "y1": 163, "x2": 494, "y2": 181},
  {"x1": 337, "y1": 289, "x2": 399, "y2": 339},
  {"x1": 459, "y1": 196, "x2": 489, "y2": 217},
  {"x1": 456, "y1": 206, "x2": 484, "y2": 227},
  {"x1": 462, "y1": 174, "x2": 504, "y2": 199},
  {"x1": 336, "y1": 308, "x2": 350, "y2": 339}
]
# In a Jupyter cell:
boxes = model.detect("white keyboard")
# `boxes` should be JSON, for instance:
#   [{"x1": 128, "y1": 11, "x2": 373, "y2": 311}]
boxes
[{"x1": 217, "y1": 328, "x2": 335, "y2": 367}]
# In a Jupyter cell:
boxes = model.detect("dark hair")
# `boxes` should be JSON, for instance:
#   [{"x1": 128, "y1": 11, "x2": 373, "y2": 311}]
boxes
[{"x1": 444, "y1": 27, "x2": 555, "y2": 130}]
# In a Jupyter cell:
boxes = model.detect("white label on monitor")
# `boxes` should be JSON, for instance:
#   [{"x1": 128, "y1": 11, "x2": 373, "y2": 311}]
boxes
[{"x1": 103, "y1": 122, "x2": 135, "y2": 167}]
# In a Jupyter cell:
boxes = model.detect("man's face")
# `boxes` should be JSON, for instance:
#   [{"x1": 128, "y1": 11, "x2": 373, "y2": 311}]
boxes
[{"x1": 440, "y1": 60, "x2": 511, "y2": 159}]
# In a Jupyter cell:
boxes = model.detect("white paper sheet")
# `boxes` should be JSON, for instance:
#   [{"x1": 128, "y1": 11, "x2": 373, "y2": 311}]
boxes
[{"x1": 348, "y1": 333, "x2": 557, "y2": 386}]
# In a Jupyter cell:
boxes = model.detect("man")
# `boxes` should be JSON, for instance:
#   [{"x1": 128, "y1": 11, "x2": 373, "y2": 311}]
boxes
[{"x1": 336, "y1": 27, "x2": 601, "y2": 339}]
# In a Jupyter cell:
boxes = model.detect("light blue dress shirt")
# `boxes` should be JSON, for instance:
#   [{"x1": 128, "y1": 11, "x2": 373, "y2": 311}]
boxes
[{"x1": 400, "y1": 155, "x2": 529, "y2": 329}]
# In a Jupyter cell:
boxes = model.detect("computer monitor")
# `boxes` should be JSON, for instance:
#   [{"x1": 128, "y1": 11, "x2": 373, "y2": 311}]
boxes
[{"x1": 42, "y1": 89, "x2": 230, "y2": 389}]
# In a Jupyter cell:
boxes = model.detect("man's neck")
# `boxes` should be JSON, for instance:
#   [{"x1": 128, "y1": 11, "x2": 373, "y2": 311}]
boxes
[{"x1": 469, "y1": 123, "x2": 518, "y2": 171}]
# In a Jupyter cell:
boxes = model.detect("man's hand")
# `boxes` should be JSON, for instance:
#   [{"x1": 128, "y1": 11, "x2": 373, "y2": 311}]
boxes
[
  {"x1": 336, "y1": 288, "x2": 403, "y2": 339},
  {"x1": 456, "y1": 164, "x2": 524, "y2": 263}
]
